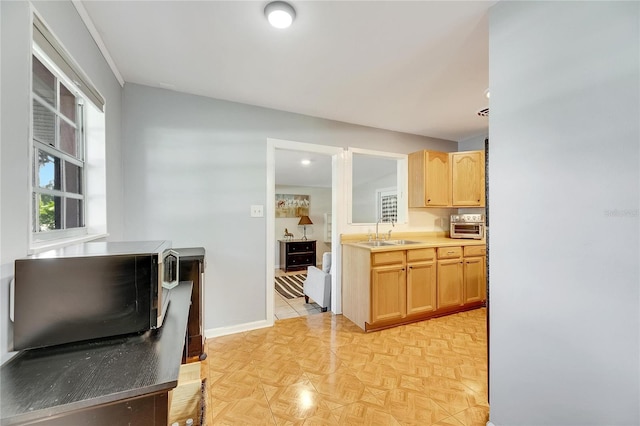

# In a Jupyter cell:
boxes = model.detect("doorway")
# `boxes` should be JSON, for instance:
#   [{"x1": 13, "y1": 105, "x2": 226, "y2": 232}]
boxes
[{"x1": 265, "y1": 139, "x2": 344, "y2": 324}]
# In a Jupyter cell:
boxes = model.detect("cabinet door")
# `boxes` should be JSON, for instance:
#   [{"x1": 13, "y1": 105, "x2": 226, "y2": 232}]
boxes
[
  {"x1": 370, "y1": 265, "x2": 406, "y2": 324},
  {"x1": 425, "y1": 151, "x2": 450, "y2": 206},
  {"x1": 464, "y1": 256, "x2": 486, "y2": 304},
  {"x1": 406, "y1": 261, "x2": 436, "y2": 315},
  {"x1": 408, "y1": 151, "x2": 450, "y2": 207},
  {"x1": 451, "y1": 151, "x2": 485, "y2": 207},
  {"x1": 437, "y1": 258, "x2": 463, "y2": 309}
]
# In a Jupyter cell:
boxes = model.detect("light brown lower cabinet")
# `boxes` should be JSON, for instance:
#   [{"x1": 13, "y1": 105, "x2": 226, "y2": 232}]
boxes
[
  {"x1": 437, "y1": 257, "x2": 464, "y2": 309},
  {"x1": 436, "y1": 246, "x2": 464, "y2": 309},
  {"x1": 342, "y1": 243, "x2": 486, "y2": 332},
  {"x1": 370, "y1": 264, "x2": 406, "y2": 324},
  {"x1": 463, "y1": 245, "x2": 487, "y2": 304},
  {"x1": 406, "y1": 249, "x2": 437, "y2": 315},
  {"x1": 369, "y1": 248, "x2": 438, "y2": 327}
]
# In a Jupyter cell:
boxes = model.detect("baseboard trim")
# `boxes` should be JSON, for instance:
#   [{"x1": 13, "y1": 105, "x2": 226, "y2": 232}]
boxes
[{"x1": 204, "y1": 319, "x2": 273, "y2": 339}]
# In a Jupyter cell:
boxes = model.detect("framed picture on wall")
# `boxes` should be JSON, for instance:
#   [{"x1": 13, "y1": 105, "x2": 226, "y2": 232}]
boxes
[{"x1": 275, "y1": 194, "x2": 310, "y2": 218}]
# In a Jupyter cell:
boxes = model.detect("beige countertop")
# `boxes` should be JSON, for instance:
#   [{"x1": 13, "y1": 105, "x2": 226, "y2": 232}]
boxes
[{"x1": 341, "y1": 232, "x2": 485, "y2": 252}]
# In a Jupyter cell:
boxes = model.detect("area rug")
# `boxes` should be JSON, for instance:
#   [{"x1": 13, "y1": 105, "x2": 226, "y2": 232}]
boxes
[{"x1": 275, "y1": 273, "x2": 306, "y2": 299}]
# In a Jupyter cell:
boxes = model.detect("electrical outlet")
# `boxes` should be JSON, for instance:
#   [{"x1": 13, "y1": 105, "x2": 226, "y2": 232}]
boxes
[{"x1": 250, "y1": 205, "x2": 264, "y2": 217}]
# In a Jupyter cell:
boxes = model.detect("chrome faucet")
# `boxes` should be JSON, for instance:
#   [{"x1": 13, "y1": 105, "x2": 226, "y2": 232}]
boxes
[{"x1": 375, "y1": 218, "x2": 395, "y2": 240}]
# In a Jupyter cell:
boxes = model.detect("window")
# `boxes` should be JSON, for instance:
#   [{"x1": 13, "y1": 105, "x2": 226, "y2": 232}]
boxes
[
  {"x1": 377, "y1": 188, "x2": 398, "y2": 223},
  {"x1": 32, "y1": 53, "x2": 85, "y2": 237},
  {"x1": 30, "y1": 14, "x2": 107, "y2": 248}
]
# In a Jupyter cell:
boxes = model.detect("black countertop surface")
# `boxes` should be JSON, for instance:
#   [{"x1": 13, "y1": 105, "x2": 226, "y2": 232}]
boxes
[{"x1": 0, "y1": 282, "x2": 192, "y2": 426}]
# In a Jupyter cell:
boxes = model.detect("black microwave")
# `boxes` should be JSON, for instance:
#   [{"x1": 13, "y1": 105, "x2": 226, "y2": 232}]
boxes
[{"x1": 12, "y1": 241, "x2": 179, "y2": 351}]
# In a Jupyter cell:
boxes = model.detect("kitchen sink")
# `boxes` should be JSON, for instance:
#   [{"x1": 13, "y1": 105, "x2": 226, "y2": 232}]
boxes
[
  {"x1": 358, "y1": 240, "x2": 394, "y2": 247},
  {"x1": 387, "y1": 240, "x2": 423, "y2": 245}
]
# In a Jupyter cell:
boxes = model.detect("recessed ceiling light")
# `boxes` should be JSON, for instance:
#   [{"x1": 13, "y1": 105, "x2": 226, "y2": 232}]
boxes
[
  {"x1": 265, "y1": 1, "x2": 296, "y2": 29},
  {"x1": 301, "y1": 159, "x2": 311, "y2": 166}
]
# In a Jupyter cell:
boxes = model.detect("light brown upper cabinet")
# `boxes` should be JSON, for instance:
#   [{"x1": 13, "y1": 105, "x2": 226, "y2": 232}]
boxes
[
  {"x1": 409, "y1": 149, "x2": 485, "y2": 208},
  {"x1": 451, "y1": 151, "x2": 485, "y2": 207},
  {"x1": 408, "y1": 150, "x2": 450, "y2": 207}
]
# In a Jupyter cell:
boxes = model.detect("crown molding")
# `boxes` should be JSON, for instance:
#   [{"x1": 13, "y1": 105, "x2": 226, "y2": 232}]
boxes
[{"x1": 71, "y1": 0, "x2": 125, "y2": 87}]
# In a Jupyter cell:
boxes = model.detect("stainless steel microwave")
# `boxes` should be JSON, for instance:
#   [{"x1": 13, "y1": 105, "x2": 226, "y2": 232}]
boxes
[{"x1": 12, "y1": 241, "x2": 179, "y2": 350}]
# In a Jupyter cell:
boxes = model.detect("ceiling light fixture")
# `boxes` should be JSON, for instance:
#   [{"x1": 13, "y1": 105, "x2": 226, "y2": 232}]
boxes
[
  {"x1": 265, "y1": 1, "x2": 296, "y2": 29},
  {"x1": 301, "y1": 159, "x2": 311, "y2": 166},
  {"x1": 484, "y1": 88, "x2": 490, "y2": 99}
]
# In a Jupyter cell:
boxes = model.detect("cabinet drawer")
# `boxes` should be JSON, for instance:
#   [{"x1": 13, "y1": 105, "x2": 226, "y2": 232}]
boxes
[
  {"x1": 371, "y1": 250, "x2": 405, "y2": 266},
  {"x1": 406, "y1": 248, "x2": 435, "y2": 263},
  {"x1": 287, "y1": 241, "x2": 315, "y2": 253},
  {"x1": 437, "y1": 246, "x2": 462, "y2": 259},
  {"x1": 463, "y1": 245, "x2": 486, "y2": 257},
  {"x1": 288, "y1": 253, "x2": 315, "y2": 267}
]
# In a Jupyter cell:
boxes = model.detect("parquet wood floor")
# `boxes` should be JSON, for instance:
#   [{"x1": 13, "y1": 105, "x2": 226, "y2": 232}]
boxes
[{"x1": 202, "y1": 308, "x2": 488, "y2": 425}]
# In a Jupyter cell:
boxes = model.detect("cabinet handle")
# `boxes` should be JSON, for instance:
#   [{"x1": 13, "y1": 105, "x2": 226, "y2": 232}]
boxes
[
  {"x1": 427, "y1": 199, "x2": 431, "y2": 203},
  {"x1": 447, "y1": 251, "x2": 455, "y2": 254}
]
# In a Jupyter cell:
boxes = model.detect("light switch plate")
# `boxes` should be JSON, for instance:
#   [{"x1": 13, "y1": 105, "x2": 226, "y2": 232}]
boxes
[{"x1": 250, "y1": 205, "x2": 264, "y2": 217}]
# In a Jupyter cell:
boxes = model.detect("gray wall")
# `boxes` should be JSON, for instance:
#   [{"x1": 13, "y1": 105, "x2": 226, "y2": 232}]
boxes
[
  {"x1": 489, "y1": 2, "x2": 639, "y2": 425},
  {"x1": 0, "y1": 1, "x2": 123, "y2": 363},
  {"x1": 121, "y1": 83, "x2": 456, "y2": 331},
  {"x1": 458, "y1": 133, "x2": 486, "y2": 151}
]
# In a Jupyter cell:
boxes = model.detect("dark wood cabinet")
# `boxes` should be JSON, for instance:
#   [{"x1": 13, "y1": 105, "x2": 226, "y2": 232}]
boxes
[
  {"x1": 1, "y1": 283, "x2": 193, "y2": 426},
  {"x1": 279, "y1": 240, "x2": 316, "y2": 272},
  {"x1": 175, "y1": 247, "x2": 206, "y2": 361}
]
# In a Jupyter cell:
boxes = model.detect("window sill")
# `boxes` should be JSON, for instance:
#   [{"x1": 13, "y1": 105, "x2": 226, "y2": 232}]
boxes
[{"x1": 29, "y1": 233, "x2": 109, "y2": 255}]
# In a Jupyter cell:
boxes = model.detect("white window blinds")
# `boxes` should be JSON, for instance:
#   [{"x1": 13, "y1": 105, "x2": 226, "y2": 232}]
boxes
[{"x1": 33, "y1": 15, "x2": 105, "y2": 112}]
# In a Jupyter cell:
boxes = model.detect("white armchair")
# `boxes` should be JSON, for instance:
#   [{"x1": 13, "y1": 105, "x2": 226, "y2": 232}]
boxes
[{"x1": 304, "y1": 252, "x2": 331, "y2": 312}]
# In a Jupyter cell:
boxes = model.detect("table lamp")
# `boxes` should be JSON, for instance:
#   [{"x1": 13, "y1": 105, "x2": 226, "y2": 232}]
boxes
[{"x1": 298, "y1": 215, "x2": 313, "y2": 240}]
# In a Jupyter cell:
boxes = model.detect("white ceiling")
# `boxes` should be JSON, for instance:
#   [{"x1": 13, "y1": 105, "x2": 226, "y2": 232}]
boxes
[
  {"x1": 275, "y1": 149, "x2": 333, "y2": 188},
  {"x1": 80, "y1": 0, "x2": 492, "y2": 142}
]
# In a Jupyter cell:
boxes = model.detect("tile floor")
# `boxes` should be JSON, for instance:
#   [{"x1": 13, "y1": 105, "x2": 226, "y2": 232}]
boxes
[
  {"x1": 274, "y1": 269, "x2": 323, "y2": 320},
  {"x1": 274, "y1": 289, "x2": 322, "y2": 320},
  {"x1": 202, "y1": 308, "x2": 488, "y2": 425}
]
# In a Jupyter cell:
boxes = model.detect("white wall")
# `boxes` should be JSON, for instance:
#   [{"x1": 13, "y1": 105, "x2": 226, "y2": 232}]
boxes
[
  {"x1": 274, "y1": 185, "x2": 332, "y2": 267},
  {"x1": 489, "y1": 2, "x2": 639, "y2": 425},
  {"x1": 121, "y1": 83, "x2": 457, "y2": 332},
  {"x1": 0, "y1": 1, "x2": 123, "y2": 363}
]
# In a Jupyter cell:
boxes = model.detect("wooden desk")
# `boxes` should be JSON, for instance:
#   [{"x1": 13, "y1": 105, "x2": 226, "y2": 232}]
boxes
[{"x1": 0, "y1": 282, "x2": 192, "y2": 426}]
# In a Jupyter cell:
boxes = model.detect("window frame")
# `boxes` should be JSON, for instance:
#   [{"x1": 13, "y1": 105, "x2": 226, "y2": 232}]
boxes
[{"x1": 30, "y1": 46, "x2": 88, "y2": 242}]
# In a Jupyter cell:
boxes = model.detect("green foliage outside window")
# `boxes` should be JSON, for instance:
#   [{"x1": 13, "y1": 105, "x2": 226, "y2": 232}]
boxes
[{"x1": 39, "y1": 196, "x2": 55, "y2": 231}]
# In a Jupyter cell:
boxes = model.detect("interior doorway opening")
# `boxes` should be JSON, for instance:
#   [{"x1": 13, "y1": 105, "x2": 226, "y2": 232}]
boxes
[{"x1": 265, "y1": 139, "x2": 344, "y2": 325}]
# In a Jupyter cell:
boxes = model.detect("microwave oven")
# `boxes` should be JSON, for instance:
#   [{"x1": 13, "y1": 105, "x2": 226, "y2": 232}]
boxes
[
  {"x1": 450, "y1": 214, "x2": 485, "y2": 239},
  {"x1": 12, "y1": 241, "x2": 179, "y2": 350}
]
